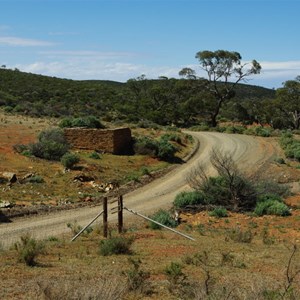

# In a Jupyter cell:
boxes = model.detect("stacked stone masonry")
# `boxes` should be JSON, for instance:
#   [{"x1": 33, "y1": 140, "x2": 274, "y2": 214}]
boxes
[{"x1": 64, "y1": 127, "x2": 132, "y2": 154}]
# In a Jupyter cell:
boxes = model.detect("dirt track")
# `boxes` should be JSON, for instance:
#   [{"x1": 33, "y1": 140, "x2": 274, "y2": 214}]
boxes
[{"x1": 0, "y1": 132, "x2": 281, "y2": 248}]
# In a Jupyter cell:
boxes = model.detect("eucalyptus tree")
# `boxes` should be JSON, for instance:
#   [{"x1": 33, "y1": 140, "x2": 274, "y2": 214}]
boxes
[
  {"x1": 180, "y1": 50, "x2": 261, "y2": 127},
  {"x1": 275, "y1": 76, "x2": 300, "y2": 129}
]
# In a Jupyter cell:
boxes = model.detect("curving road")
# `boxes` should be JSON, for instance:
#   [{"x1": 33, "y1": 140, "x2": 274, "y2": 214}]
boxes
[{"x1": 0, "y1": 132, "x2": 280, "y2": 248}]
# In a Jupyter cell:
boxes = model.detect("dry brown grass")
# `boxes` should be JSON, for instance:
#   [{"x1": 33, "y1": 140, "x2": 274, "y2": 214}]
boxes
[{"x1": 1, "y1": 216, "x2": 300, "y2": 299}]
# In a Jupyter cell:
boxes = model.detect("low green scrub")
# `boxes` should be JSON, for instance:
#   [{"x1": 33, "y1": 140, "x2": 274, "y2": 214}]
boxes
[
  {"x1": 14, "y1": 235, "x2": 45, "y2": 266},
  {"x1": 89, "y1": 151, "x2": 101, "y2": 159},
  {"x1": 61, "y1": 152, "x2": 80, "y2": 169},
  {"x1": 149, "y1": 209, "x2": 177, "y2": 230},
  {"x1": 133, "y1": 136, "x2": 177, "y2": 161},
  {"x1": 99, "y1": 236, "x2": 134, "y2": 256},
  {"x1": 254, "y1": 197, "x2": 290, "y2": 217},
  {"x1": 59, "y1": 116, "x2": 105, "y2": 129},
  {"x1": 173, "y1": 191, "x2": 206, "y2": 208},
  {"x1": 244, "y1": 126, "x2": 273, "y2": 137},
  {"x1": 226, "y1": 227, "x2": 253, "y2": 243},
  {"x1": 222, "y1": 125, "x2": 246, "y2": 134},
  {"x1": 28, "y1": 128, "x2": 70, "y2": 161},
  {"x1": 209, "y1": 207, "x2": 228, "y2": 218},
  {"x1": 279, "y1": 132, "x2": 300, "y2": 161},
  {"x1": 199, "y1": 176, "x2": 233, "y2": 206}
]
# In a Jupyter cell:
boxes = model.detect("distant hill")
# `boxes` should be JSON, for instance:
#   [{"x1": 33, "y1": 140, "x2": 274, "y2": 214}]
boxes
[{"x1": 0, "y1": 68, "x2": 276, "y2": 122}]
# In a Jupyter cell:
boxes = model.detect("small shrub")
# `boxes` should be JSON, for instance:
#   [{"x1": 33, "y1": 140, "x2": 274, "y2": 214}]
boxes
[
  {"x1": 29, "y1": 128, "x2": 69, "y2": 161},
  {"x1": 59, "y1": 116, "x2": 105, "y2": 129},
  {"x1": 141, "y1": 166, "x2": 150, "y2": 176},
  {"x1": 126, "y1": 173, "x2": 140, "y2": 182},
  {"x1": 227, "y1": 227, "x2": 253, "y2": 243},
  {"x1": 133, "y1": 136, "x2": 158, "y2": 156},
  {"x1": 89, "y1": 151, "x2": 101, "y2": 159},
  {"x1": 254, "y1": 197, "x2": 290, "y2": 217},
  {"x1": 157, "y1": 139, "x2": 177, "y2": 161},
  {"x1": 14, "y1": 234, "x2": 45, "y2": 266},
  {"x1": 58, "y1": 117, "x2": 72, "y2": 128},
  {"x1": 125, "y1": 258, "x2": 150, "y2": 292},
  {"x1": 61, "y1": 152, "x2": 80, "y2": 169},
  {"x1": 164, "y1": 262, "x2": 185, "y2": 284},
  {"x1": 200, "y1": 176, "x2": 232, "y2": 206},
  {"x1": 99, "y1": 236, "x2": 134, "y2": 256},
  {"x1": 209, "y1": 207, "x2": 228, "y2": 218},
  {"x1": 149, "y1": 209, "x2": 177, "y2": 230},
  {"x1": 173, "y1": 191, "x2": 206, "y2": 208}
]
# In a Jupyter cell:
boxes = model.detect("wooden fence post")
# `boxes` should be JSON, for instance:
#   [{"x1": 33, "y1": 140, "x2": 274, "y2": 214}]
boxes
[
  {"x1": 118, "y1": 195, "x2": 123, "y2": 234},
  {"x1": 103, "y1": 197, "x2": 108, "y2": 238}
]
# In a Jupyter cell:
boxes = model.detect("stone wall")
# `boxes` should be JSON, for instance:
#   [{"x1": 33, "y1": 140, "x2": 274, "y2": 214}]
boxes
[{"x1": 64, "y1": 127, "x2": 132, "y2": 154}]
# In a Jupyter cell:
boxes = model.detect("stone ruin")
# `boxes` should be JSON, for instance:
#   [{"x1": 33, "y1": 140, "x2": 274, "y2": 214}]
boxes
[{"x1": 63, "y1": 127, "x2": 132, "y2": 154}]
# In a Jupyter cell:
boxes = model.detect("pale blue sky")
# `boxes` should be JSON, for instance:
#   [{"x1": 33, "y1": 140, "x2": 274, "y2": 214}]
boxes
[{"x1": 0, "y1": 0, "x2": 299, "y2": 88}]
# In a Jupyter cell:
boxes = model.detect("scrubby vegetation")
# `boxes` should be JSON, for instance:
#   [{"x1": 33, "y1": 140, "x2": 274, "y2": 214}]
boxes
[
  {"x1": 133, "y1": 135, "x2": 177, "y2": 161},
  {"x1": 99, "y1": 236, "x2": 134, "y2": 256},
  {"x1": 149, "y1": 209, "x2": 178, "y2": 229},
  {"x1": 15, "y1": 128, "x2": 70, "y2": 161},
  {"x1": 14, "y1": 235, "x2": 45, "y2": 266},
  {"x1": 175, "y1": 149, "x2": 292, "y2": 217},
  {"x1": 59, "y1": 116, "x2": 105, "y2": 129}
]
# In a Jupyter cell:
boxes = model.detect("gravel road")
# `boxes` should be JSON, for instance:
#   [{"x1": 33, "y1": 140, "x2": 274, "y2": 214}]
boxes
[{"x1": 0, "y1": 132, "x2": 280, "y2": 248}]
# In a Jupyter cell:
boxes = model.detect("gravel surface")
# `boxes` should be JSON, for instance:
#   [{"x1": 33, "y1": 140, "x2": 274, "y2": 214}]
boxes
[{"x1": 0, "y1": 132, "x2": 281, "y2": 248}]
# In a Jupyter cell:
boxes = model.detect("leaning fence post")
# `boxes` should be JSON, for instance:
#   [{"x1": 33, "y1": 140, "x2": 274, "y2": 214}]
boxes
[
  {"x1": 118, "y1": 195, "x2": 123, "y2": 234},
  {"x1": 103, "y1": 197, "x2": 108, "y2": 238}
]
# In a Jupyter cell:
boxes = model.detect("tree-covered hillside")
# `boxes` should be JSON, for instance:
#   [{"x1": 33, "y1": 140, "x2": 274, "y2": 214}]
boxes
[{"x1": 0, "y1": 68, "x2": 276, "y2": 126}]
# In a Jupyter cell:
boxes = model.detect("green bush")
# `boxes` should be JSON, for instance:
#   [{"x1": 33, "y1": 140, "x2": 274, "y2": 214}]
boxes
[
  {"x1": 99, "y1": 236, "x2": 134, "y2": 256},
  {"x1": 29, "y1": 128, "x2": 69, "y2": 161},
  {"x1": 133, "y1": 136, "x2": 177, "y2": 161},
  {"x1": 14, "y1": 235, "x2": 45, "y2": 266},
  {"x1": 61, "y1": 152, "x2": 80, "y2": 169},
  {"x1": 223, "y1": 125, "x2": 246, "y2": 134},
  {"x1": 244, "y1": 126, "x2": 272, "y2": 137},
  {"x1": 279, "y1": 132, "x2": 300, "y2": 161},
  {"x1": 157, "y1": 139, "x2": 177, "y2": 161},
  {"x1": 200, "y1": 176, "x2": 232, "y2": 205},
  {"x1": 133, "y1": 136, "x2": 158, "y2": 156},
  {"x1": 173, "y1": 191, "x2": 206, "y2": 208},
  {"x1": 254, "y1": 199, "x2": 290, "y2": 216},
  {"x1": 59, "y1": 116, "x2": 105, "y2": 129},
  {"x1": 257, "y1": 193, "x2": 283, "y2": 203},
  {"x1": 58, "y1": 117, "x2": 72, "y2": 128},
  {"x1": 89, "y1": 151, "x2": 101, "y2": 159},
  {"x1": 209, "y1": 207, "x2": 228, "y2": 218},
  {"x1": 149, "y1": 209, "x2": 177, "y2": 230}
]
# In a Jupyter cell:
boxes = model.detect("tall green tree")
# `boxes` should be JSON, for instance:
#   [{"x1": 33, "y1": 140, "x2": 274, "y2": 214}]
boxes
[
  {"x1": 275, "y1": 76, "x2": 300, "y2": 129},
  {"x1": 180, "y1": 50, "x2": 261, "y2": 127}
]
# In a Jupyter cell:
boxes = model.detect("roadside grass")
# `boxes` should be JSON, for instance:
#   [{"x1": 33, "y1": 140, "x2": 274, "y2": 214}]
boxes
[{"x1": 1, "y1": 214, "x2": 300, "y2": 299}]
